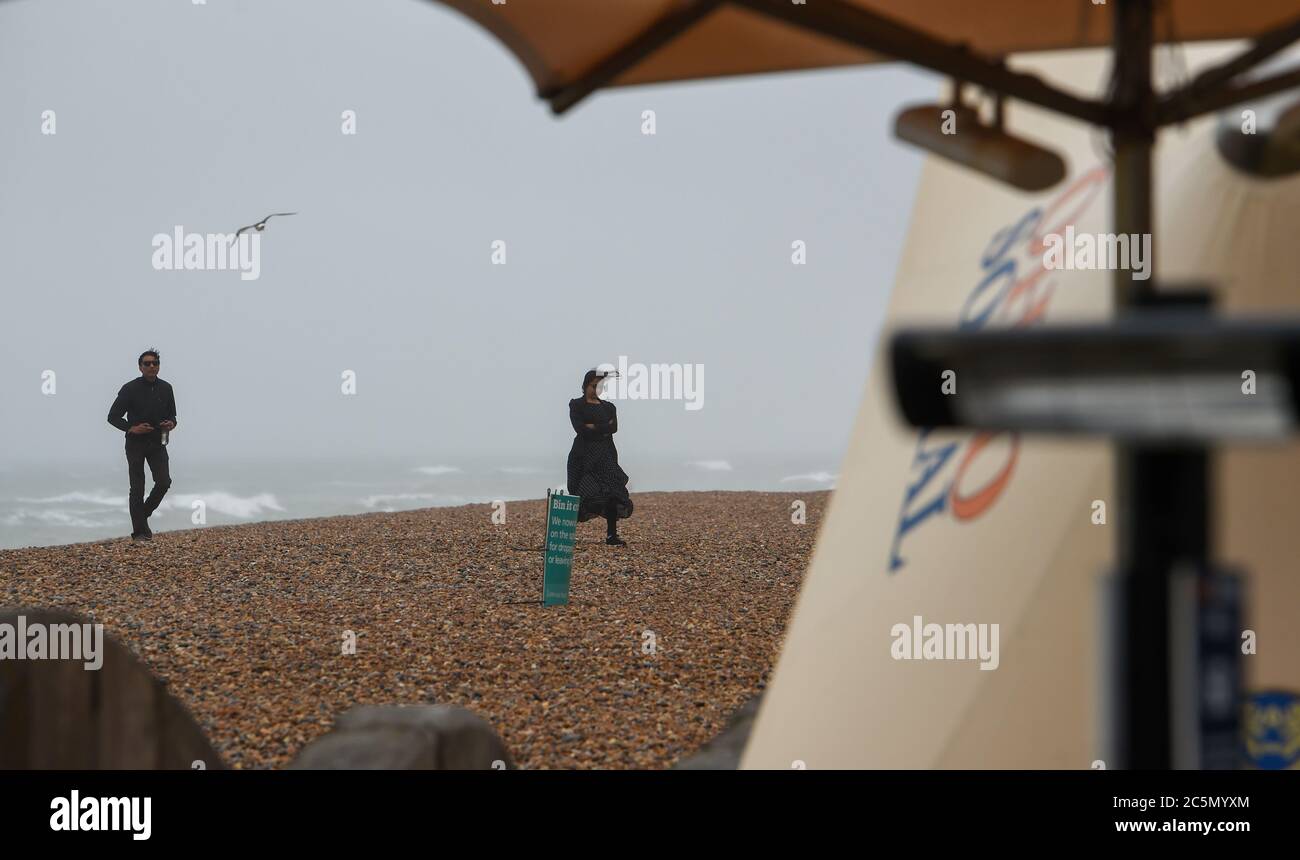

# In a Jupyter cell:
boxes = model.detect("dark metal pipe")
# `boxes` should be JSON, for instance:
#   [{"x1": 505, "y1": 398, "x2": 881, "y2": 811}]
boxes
[{"x1": 1109, "y1": 0, "x2": 1187, "y2": 772}]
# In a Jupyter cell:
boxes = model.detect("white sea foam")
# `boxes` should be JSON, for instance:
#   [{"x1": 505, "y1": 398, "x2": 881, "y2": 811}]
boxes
[
  {"x1": 162, "y1": 492, "x2": 285, "y2": 519},
  {"x1": 13, "y1": 489, "x2": 283, "y2": 520},
  {"x1": 780, "y1": 472, "x2": 838, "y2": 485},
  {"x1": 1, "y1": 510, "x2": 109, "y2": 528},
  {"x1": 359, "y1": 492, "x2": 468, "y2": 511},
  {"x1": 16, "y1": 491, "x2": 125, "y2": 507},
  {"x1": 689, "y1": 460, "x2": 733, "y2": 472}
]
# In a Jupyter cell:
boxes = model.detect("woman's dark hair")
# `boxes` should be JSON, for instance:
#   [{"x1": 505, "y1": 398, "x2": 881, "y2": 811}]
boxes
[
  {"x1": 582, "y1": 369, "x2": 600, "y2": 393},
  {"x1": 138, "y1": 348, "x2": 161, "y2": 365}
]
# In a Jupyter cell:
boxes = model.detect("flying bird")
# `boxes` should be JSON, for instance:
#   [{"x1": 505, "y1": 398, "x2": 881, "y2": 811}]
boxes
[{"x1": 231, "y1": 212, "x2": 297, "y2": 243}]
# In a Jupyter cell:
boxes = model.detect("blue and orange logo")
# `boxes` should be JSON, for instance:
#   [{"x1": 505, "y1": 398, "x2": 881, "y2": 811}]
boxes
[{"x1": 888, "y1": 166, "x2": 1110, "y2": 573}]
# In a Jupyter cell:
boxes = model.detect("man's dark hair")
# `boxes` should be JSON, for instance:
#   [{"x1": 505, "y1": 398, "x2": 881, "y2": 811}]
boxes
[{"x1": 138, "y1": 348, "x2": 161, "y2": 366}]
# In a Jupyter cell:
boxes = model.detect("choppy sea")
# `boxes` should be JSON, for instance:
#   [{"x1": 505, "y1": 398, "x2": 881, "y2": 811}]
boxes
[{"x1": 0, "y1": 456, "x2": 837, "y2": 549}]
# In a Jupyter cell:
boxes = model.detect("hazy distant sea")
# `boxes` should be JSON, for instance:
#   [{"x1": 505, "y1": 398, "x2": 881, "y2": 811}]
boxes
[{"x1": 0, "y1": 456, "x2": 837, "y2": 550}]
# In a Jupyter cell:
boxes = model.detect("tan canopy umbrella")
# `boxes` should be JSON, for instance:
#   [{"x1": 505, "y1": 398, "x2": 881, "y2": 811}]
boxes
[{"x1": 433, "y1": 0, "x2": 1300, "y2": 117}]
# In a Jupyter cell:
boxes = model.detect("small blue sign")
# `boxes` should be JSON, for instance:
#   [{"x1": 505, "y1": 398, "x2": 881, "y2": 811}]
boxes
[{"x1": 1242, "y1": 690, "x2": 1300, "y2": 769}]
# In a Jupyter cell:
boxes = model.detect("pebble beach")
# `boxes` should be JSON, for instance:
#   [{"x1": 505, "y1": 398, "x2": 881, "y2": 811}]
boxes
[{"x1": 0, "y1": 490, "x2": 825, "y2": 769}]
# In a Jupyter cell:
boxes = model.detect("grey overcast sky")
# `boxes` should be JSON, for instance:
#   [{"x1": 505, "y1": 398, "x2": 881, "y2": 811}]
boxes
[{"x1": 0, "y1": 0, "x2": 933, "y2": 469}]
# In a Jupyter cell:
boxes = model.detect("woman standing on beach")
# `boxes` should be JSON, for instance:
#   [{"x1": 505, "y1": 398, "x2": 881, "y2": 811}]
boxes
[{"x1": 568, "y1": 369, "x2": 633, "y2": 546}]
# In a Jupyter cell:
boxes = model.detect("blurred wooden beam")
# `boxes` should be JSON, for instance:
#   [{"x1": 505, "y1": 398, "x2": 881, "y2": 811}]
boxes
[
  {"x1": 547, "y1": 0, "x2": 725, "y2": 115},
  {"x1": 1157, "y1": 12, "x2": 1300, "y2": 124},
  {"x1": 1159, "y1": 65, "x2": 1300, "y2": 125},
  {"x1": 736, "y1": 0, "x2": 1113, "y2": 126}
]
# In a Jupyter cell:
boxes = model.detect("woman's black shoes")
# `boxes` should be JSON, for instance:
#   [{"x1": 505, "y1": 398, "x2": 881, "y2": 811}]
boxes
[{"x1": 605, "y1": 535, "x2": 627, "y2": 546}]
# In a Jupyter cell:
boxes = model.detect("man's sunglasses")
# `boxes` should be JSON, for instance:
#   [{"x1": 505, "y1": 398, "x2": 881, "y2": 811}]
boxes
[{"x1": 141, "y1": 361, "x2": 159, "y2": 367}]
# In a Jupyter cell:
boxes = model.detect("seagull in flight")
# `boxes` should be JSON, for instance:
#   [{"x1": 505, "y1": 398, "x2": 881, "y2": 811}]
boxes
[{"x1": 231, "y1": 212, "x2": 296, "y2": 244}]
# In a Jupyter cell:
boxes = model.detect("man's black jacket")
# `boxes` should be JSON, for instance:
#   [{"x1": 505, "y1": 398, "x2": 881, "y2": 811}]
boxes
[{"x1": 107, "y1": 377, "x2": 178, "y2": 440}]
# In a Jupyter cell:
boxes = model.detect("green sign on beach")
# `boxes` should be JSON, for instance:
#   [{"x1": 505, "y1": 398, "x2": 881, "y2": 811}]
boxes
[{"x1": 543, "y1": 491, "x2": 580, "y2": 606}]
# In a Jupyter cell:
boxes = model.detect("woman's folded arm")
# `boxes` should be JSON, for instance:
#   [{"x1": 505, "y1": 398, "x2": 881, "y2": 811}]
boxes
[{"x1": 570, "y1": 402, "x2": 604, "y2": 439}]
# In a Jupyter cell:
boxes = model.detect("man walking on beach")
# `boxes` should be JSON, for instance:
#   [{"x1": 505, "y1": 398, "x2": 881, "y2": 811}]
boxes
[{"x1": 107, "y1": 349, "x2": 178, "y2": 541}]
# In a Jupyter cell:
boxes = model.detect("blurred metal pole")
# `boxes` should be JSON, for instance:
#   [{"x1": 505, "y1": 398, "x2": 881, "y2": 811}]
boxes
[
  {"x1": 1111, "y1": 0, "x2": 1156, "y2": 311},
  {"x1": 1110, "y1": 0, "x2": 1169, "y2": 770},
  {"x1": 1107, "y1": 0, "x2": 1221, "y2": 769}
]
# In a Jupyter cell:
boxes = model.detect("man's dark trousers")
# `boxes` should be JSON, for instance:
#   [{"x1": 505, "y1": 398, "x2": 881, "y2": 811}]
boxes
[{"x1": 126, "y1": 435, "x2": 171, "y2": 535}]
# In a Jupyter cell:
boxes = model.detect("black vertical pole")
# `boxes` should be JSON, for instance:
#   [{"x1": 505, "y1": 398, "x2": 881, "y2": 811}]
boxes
[
  {"x1": 1110, "y1": 0, "x2": 1164, "y2": 769},
  {"x1": 1107, "y1": 0, "x2": 1217, "y2": 769},
  {"x1": 1110, "y1": 0, "x2": 1156, "y2": 311}
]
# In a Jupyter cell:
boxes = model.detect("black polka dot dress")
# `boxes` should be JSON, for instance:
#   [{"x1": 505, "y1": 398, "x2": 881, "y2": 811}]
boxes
[{"x1": 567, "y1": 397, "x2": 633, "y2": 523}]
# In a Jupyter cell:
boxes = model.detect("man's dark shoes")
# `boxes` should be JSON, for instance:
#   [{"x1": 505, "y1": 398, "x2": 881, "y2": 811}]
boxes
[
  {"x1": 130, "y1": 532, "x2": 151, "y2": 542},
  {"x1": 606, "y1": 535, "x2": 627, "y2": 546}
]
